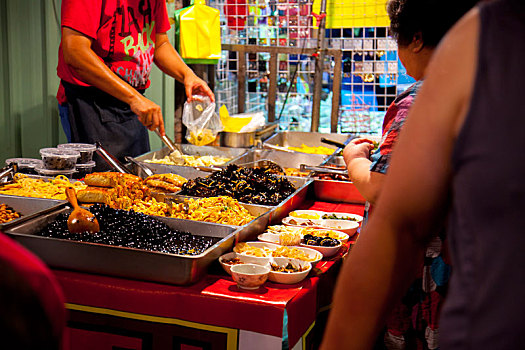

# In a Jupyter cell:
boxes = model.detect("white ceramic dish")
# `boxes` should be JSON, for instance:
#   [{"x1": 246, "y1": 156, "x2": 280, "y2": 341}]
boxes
[
  {"x1": 268, "y1": 257, "x2": 311, "y2": 284},
  {"x1": 289, "y1": 210, "x2": 363, "y2": 223},
  {"x1": 234, "y1": 241, "x2": 322, "y2": 266},
  {"x1": 300, "y1": 241, "x2": 342, "y2": 257},
  {"x1": 231, "y1": 263, "x2": 270, "y2": 290},
  {"x1": 282, "y1": 217, "x2": 360, "y2": 235},
  {"x1": 219, "y1": 252, "x2": 240, "y2": 275}
]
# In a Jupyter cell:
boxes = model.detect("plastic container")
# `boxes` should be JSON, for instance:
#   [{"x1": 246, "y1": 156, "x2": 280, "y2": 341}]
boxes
[
  {"x1": 74, "y1": 161, "x2": 96, "y2": 179},
  {"x1": 39, "y1": 148, "x2": 80, "y2": 170},
  {"x1": 34, "y1": 163, "x2": 76, "y2": 179},
  {"x1": 57, "y1": 143, "x2": 96, "y2": 164},
  {"x1": 5, "y1": 158, "x2": 43, "y2": 175}
]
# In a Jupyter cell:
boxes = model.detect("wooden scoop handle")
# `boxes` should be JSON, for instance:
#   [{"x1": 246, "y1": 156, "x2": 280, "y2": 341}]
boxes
[{"x1": 66, "y1": 187, "x2": 80, "y2": 209}]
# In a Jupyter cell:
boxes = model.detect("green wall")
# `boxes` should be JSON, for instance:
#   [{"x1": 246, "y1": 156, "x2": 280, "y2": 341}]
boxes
[{"x1": 0, "y1": 0, "x2": 175, "y2": 163}]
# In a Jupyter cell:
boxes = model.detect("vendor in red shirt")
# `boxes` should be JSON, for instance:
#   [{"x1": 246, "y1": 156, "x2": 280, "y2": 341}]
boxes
[{"x1": 57, "y1": 0, "x2": 214, "y2": 170}]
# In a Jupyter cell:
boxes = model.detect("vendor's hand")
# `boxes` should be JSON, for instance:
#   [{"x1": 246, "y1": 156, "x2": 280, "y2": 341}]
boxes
[
  {"x1": 129, "y1": 94, "x2": 165, "y2": 136},
  {"x1": 343, "y1": 138, "x2": 375, "y2": 166},
  {"x1": 184, "y1": 73, "x2": 215, "y2": 103}
]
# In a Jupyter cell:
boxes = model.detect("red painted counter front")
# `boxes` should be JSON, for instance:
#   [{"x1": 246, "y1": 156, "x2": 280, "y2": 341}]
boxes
[{"x1": 54, "y1": 201, "x2": 364, "y2": 350}]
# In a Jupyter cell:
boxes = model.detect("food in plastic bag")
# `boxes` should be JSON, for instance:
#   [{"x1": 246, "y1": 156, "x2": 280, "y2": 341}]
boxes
[{"x1": 182, "y1": 96, "x2": 223, "y2": 146}]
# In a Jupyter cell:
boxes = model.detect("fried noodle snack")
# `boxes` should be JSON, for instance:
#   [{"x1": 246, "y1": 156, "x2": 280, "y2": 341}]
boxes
[
  {"x1": 0, "y1": 174, "x2": 86, "y2": 200},
  {"x1": 170, "y1": 196, "x2": 255, "y2": 226}
]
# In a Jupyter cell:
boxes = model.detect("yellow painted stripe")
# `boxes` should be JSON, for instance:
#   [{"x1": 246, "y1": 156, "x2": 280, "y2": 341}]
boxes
[
  {"x1": 318, "y1": 304, "x2": 332, "y2": 313},
  {"x1": 302, "y1": 321, "x2": 316, "y2": 350},
  {"x1": 65, "y1": 303, "x2": 238, "y2": 350}
]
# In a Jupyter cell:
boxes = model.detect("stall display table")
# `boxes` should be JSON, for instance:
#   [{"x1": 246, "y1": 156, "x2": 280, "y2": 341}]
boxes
[{"x1": 53, "y1": 201, "x2": 364, "y2": 350}]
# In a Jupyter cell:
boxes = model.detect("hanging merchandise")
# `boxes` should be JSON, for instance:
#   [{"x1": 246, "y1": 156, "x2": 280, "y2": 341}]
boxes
[
  {"x1": 174, "y1": 0, "x2": 221, "y2": 64},
  {"x1": 225, "y1": 0, "x2": 248, "y2": 30}
]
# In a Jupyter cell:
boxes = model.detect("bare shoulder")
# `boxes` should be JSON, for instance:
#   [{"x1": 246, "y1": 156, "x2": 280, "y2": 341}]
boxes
[{"x1": 422, "y1": 7, "x2": 481, "y2": 137}]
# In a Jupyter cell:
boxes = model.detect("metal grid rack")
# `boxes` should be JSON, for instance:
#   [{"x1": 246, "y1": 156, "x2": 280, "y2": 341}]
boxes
[{"x1": 210, "y1": 0, "x2": 412, "y2": 134}]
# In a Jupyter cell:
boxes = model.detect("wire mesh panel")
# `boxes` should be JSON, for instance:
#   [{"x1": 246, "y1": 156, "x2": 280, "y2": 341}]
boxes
[{"x1": 211, "y1": 0, "x2": 412, "y2": 134}]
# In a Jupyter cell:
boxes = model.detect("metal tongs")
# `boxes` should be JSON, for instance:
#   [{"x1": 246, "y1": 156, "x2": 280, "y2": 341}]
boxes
[
  {"x1": 261, "y1": 143, "x2": 294, "y2": 153},
  {"x1": 95, "y1": 142, "x2": 133, "y2": 174},
  {"x1": 299, "y1": 164, "x2": 348, "y2": 176},
  {"x1": 0, "y1": 163, "x2": 18, "y2": 184},
  {"x1": 124, "y1": 156, "x2": 154, "y2": 178},
  {"x1": 155, "y1": 130, "x2": 178, "y2": 153}
]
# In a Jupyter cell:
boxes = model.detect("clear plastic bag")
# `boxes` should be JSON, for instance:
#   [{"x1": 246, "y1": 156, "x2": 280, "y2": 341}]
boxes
[{"x1": 182, "y1": 96, "x2": 223, "y2": 146}]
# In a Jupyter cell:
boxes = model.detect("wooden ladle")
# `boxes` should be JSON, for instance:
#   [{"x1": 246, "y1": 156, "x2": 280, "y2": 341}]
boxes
[{"x1": 65, "y1": 187, "x2": 100, "y2": 234}]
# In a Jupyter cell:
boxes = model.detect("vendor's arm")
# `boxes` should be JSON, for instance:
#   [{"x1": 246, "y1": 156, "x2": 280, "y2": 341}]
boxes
[
  {"x1": 153, "y1": 33, "x2": 215, "y2": 102},
  {"x1": 61, "y1": 27, "x2": 165, "y2": 135},
  {"x1": 343, "y1": 138, "x2": 385, "y2": 204},
  {"x1": 321, "y1": 8, "x2": 479, "y2": 350}
]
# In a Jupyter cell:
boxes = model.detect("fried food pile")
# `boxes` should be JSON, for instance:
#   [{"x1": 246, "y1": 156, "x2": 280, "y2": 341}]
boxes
[{"x1": 77, "y1": 172, "x2": 186, "y2": 210}]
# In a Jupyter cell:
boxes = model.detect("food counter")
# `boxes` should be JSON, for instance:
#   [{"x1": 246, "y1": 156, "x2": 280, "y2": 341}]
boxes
[
  {"x1": 53, "y1": 200, "x2": 363, "y2": 350},
  {"x1": 1, "y1": 131, "x2": 366, "y2": 349}
]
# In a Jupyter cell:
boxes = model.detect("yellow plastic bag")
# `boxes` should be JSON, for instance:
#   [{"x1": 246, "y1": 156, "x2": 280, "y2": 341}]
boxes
[{"x1": 176, "y1": 0, "x2": 221, "y2": 64}]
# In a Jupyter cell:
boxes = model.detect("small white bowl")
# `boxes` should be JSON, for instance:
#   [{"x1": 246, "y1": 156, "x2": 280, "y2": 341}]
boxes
[
  {"x1": 282, "y1": 217, "x2": 359, "y2": 236},
  {"x1": 320, "y1": 212, "x2": 363, "y2": 223},
  {"x1": 301, "y1": 228, "x2": 350, "y2": 244},
  {"x1": 231, "y1": 263, "x2": 270, "y2": 290},
  {"x1": 219, "y1": 252, "x2": 241, "y2": 275},
  {"x1": 300, "y1": 240, "x2": 342, "y2": 258},
  {"x1": 257, "y1": 233, "x2": 281, "y2": 245},
  {"x1": 271, "y1": 245, "x2": 323, "y2": 266},
  {"x1": 289, "y1": 210, "x2": 323, "y2": 220},
  {"x1": 233, "y1": 241, "x2": 277, "y2": 265},
  {"x1": 269, "y1": 257, "x2": 312, "y2": 284},
  {"x1": 321, "y1": 219, "x2": 359, "y2": 235}
]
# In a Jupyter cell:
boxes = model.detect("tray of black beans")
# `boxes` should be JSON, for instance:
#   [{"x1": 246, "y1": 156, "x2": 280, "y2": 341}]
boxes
[
  {"x1": 303, "y1": 234, "x2": 340, "y2": 247},
  {"x1": 36, "y1": 204, "x2": 219, "y2": 255}
]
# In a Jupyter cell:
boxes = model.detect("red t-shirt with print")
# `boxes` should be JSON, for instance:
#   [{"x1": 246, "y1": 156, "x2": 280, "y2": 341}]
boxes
[{"x1": 57, "y1": 0, "x2": 171, "y2": 90}]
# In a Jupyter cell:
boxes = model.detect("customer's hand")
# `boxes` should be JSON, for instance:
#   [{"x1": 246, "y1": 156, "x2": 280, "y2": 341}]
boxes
[
  {"x1": 129, "y1": 94, "x2": 165, "y2": 136},
  {"x1": 184, "y1": 73, "x2": 215, "y2": 102},
  {"x1": 343, "y1": 138, "x2": 375, "y2": 166}
]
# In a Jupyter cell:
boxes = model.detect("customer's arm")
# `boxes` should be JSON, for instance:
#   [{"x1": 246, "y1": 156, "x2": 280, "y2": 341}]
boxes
[
  {"x1": 321, "y1": 8, "x2": 479, "y2": 350},
  {"x1": 343, "y1": 139, "x2": 385, "y2": 204},
  {"x1": 61, "y1": 27, "x2": 165, "y2": 135},
  {"x1": 153, "y1": 33, "x2": 215, "y2": 102}
]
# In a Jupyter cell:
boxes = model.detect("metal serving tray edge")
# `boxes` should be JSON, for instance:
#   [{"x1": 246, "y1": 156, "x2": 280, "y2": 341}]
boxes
[
  {"x1": 0, "y1": 194, "x2": 66, "y2": 230},
  {"x1": 4, "y1": 207, "x2": 239, "y2": 285}
]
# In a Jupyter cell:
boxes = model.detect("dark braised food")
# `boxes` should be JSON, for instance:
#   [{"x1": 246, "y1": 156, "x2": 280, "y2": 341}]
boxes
[
  {"x1": 303, "y1": 234, "x2": 340, "y2": 247},
  {"x1": 179, "y1": 164, "x2": 296, "y2": 206},
  {"x1": 36, "y1": 204, "x2": 219, "y2": 255},
  {"x1": 322, "y1": 213, "x2": 358, "y2": 221},
  {"x1": 270, "y1": 262, "x2": 308, "y2": 273}
]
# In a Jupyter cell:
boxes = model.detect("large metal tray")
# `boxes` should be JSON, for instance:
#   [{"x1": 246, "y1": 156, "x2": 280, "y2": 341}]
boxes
[
  {"x1": 231, "y1": 149, "x2": 327, "y2": 169},
  {"x1": 133, "y1": 144, "x2": 248, "y2": 175},
  {"x1": 0, "y1": 194, "x2": 65, "y2": 230},
  {"x1": 313, "y1": 179, "x2": 365, "y2": 204},
  {"x1": 4, "y1": 206, "x2": 239, "y2": 285},
  {"x1": 264, "y1": 131, "x2": 352, "y2": 150}
]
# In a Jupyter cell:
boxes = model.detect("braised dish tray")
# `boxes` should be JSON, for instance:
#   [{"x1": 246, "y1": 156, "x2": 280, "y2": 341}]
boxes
[{"x1": 4, "y1": 207, "x2": 239, "y2": 285}]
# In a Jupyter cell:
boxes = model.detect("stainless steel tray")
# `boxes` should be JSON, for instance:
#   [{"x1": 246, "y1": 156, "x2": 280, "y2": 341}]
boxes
[
  {"x1": 231, "y1": 149, "x2": 327, "y2": 169},
  {"x1": 264, "y1": 131, "x2": 352, "y2": 150},
  {"x1": 313, "y1": 179, "x2": 365, "y2": 204},
  {"x1": 0, "y1": 194, "x2": 66, "y2": 230},
  {"x1": 132, "y1": 144, "x2": 248, "y2": 175},
  {"x1": 211, "y1": 123, "x2": 278, "y2": 148},
  {"x1": 4, "y1": 207, "x2": 239, "y2": 285}
]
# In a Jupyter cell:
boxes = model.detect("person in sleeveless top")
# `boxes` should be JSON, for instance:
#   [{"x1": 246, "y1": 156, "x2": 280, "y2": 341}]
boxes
[
  {"x1": 341, "y1": 0, "x2": 477, "y2": 348},
  {"x1": 321, "y1": 0, "x2": 525, "y2": 349}
]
